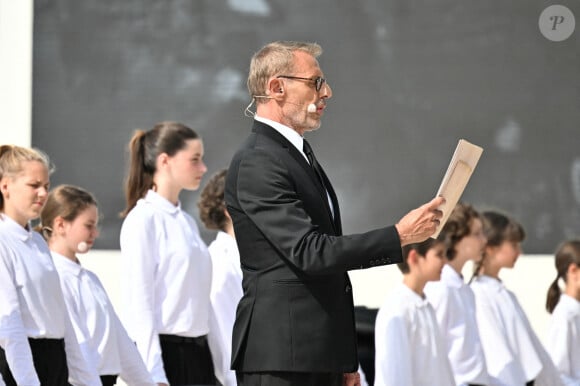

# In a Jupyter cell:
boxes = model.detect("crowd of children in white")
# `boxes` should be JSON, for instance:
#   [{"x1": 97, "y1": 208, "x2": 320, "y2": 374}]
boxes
[{"x1": 1, "y1": 135, "x2": 579, "y2": 386}]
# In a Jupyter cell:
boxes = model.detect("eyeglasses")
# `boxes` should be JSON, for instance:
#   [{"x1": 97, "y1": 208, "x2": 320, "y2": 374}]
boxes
[{"x1": 277, "y1": 75, "x2": 327, "y2": 92}]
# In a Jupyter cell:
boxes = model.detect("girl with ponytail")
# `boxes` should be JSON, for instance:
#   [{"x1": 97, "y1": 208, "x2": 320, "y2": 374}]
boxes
[
  {"x1": 545, "y1": 240, "x2": 580, "y2": 385},
  {"x1": 119, "y1": 122, "x2": 215, "y2": 386}
]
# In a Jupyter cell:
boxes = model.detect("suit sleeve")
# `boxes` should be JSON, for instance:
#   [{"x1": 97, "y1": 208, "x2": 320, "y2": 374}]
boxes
[{"x1": 231, "y1": 149, "x2": 402, "y2": 274}]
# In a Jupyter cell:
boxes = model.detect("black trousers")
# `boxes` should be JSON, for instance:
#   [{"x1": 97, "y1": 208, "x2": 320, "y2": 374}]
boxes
[
  {"x1": 159, "y1": 334, "x2": 216, "y2": 386},
  {"x1": 236, "y1": 371, "x2": 343, "y2": 386},
  {"x1": 100, "y1": 374, "x2": 118, "y2": 386},
  {"x1": 0, "y1": 338, "x2": 69, "y2": 386}
]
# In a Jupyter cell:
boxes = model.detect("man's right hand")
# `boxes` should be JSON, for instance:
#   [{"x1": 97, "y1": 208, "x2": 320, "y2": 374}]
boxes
[{"x1": 395, "y1": 196, "x2": 445, "y2": 246}]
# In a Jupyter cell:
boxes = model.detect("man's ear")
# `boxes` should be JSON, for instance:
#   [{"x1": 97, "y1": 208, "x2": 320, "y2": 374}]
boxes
[{"x1": 267, "y1": 78, "x2": 285, "y2": 100}]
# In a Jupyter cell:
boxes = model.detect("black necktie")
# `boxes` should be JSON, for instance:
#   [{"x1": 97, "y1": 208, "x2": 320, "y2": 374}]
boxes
[
  {"x1": 303, "y1": 139, "x2": 336, "y2": 220},
  {"x1": 303, "y1": 139, "x2": 326, "y2": 190}
]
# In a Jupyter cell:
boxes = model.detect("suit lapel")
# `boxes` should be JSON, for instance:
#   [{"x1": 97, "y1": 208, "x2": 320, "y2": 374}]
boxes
[{"x1": 252, "y1": 121, "x2": 340, "y2": 234}]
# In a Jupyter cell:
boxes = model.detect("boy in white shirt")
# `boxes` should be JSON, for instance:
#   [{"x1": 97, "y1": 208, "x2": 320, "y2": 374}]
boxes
[{"x1": 374, "y1": 237, "x2": 454, "y2": 386}]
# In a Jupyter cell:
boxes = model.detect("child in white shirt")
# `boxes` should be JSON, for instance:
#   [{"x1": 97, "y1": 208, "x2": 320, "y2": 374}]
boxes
[
  {"x1": 120, "y1": 122, "x2": 214, "y2": 386},
  {"x1": 374, "y1": 237, "x2": 454, "y2": 386},
  {"x1": 0, "y1": 145, "x2": 101, "y2": 386},
  {"x1": 545, "y1": 239, "x2": 580, "y2": 386},
  {"x1": 470, "y1": 211, "x2": 563, "y2": 386},
  {"x1": 198, "y1": 169, "x2": 242, "y2": 386},
  {"x1": 40, "y1": 184, "x2": 155, "y2": 386},
  {"x1": 424, "y1": 202, "x2": 490, "y2": 386}
]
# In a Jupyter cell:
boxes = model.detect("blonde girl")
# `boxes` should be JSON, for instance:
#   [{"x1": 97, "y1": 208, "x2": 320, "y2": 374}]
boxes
[{"x1": 0, "y1": 145, "x2": 100, "y2": 386}]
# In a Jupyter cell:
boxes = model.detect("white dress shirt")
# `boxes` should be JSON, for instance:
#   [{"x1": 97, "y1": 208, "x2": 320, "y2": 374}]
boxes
[
  {"x1": 120, "y1": 190, "x2": 212, "y2": 383},
  {"x1": 471, "y1": 275, "x2": 563, "y2": 386},
  {"x1": 206, "y1": 231, "x2": 242, "y2": 386},
  {"x1": 424, "y1": 264, "x2": 490, "y2": 386},
  {"x1": 0, "y1": 215, "x2": 101, "y2": 386},
  {"x1": 545, "y1": 294, "x2": 580, "y2": 386},
  {"x1": 52, "y1": 252, "x2": 155, "y2": 385},
  {"x1": 374, "y1": 283, "x2": 454, "y2": 386}
]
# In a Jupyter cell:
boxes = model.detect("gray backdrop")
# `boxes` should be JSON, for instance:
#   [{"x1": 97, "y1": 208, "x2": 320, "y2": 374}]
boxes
[{"x1": 32, "y1": 0, "x2": 580, "y2": 253}]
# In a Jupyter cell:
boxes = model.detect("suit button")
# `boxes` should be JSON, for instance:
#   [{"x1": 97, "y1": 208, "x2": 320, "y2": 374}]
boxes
[{"x1": 345, "y1": 285, "x2": 351, "y2": 292}]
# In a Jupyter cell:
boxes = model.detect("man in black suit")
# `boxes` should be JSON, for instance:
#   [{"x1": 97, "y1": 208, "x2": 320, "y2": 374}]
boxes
[{"x1": 225, "y1": 41, "x2": 444, "y2": 386}]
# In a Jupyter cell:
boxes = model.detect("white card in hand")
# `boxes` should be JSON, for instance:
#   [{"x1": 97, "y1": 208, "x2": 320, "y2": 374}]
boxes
[{"x1": 432, "y1": 139, "x2": 483, "y2": 238}]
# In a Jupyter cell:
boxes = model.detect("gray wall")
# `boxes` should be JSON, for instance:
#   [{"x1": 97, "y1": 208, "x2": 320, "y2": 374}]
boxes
[{"x1": 32, "y1": 0, "x2": 580, "y2": 252}]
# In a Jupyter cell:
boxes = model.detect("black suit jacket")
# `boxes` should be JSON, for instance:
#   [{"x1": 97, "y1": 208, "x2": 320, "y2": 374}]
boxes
[{"x1": 225, "y1": 121, "x2": 403, "y2": 373}]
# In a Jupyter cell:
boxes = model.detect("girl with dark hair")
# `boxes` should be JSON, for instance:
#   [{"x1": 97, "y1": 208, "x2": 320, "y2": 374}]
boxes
[
  {"x1": 470, "y1": 211, "x2": 562, "y2": 386},
  {"x1": 40, "y1": 184, "x2": 155, "y2": 386},
  {"x1": 0, "y1": 145, "x2": 101, "y2": 386},
  {"x1": 545, "y1": 239, "x2": 580, "y2": 385},
  {"x1": 119, "y1": 122, "x2": 215, "y2": 386}
]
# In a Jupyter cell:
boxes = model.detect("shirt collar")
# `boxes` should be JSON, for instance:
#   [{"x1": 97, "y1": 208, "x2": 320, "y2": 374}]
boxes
[
  {"x1": 51, "y1": 251, "x2": 83, "y2": 277},
  {"x1": 254, "y1": 116, "x2": 307, "y2": 160},
  {"x1": 144, "y1": 189, "x2": 181, "y2": 214},
  {"x1": 396, "y1": 283, "x2": 431, "y2": 307},
  {"x1": 216, "y1": 230, "x2": 236, "y2": 246},
  {"x1": 560, "y1": 293, "x2": 580, "y2": 313},
  {"x1": 441, "y1": 264, "x2": 466, "y2": 288},
  {"x1": 475, "y1": 274, "x2": 504, "y2": 291},
  {"x1": 0, "y1": 214, "x2": 35, "y2": 241}
]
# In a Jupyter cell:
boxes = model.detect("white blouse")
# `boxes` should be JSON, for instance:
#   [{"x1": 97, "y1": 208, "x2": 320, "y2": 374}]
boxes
[
  {"x1": 207, "y1": 231, "x2": 243, "y2": 386},
  {"x1": 424, "y1": 264, "x2": 490, "y2": 386},
  {"x1": 374, "y1": 283, "x2": 455, "y2": 386},
  {"x1": 471, "y1": 275, "x2": 563, "y2": 386},
  {"x1": 545, "y1": 294, "x2": 580, "y2": 386},
  {"x1": 0, "y1": 215, "x2": 101, "y2": 386},
  {"x1": 52, "y1": 252, "x2": 155, "y2": 385},
  {"x1": 120, "y1": 190, "x2": 212, "y2": 383}
]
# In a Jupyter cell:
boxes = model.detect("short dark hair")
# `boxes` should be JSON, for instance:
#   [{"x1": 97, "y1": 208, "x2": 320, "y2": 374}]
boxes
[{"x1": 398, "y1": 237, "x2": 443, "y2": 274}]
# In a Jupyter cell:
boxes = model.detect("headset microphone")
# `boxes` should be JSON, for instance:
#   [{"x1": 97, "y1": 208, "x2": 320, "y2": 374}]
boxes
[{"x1": 77, "y1": 241, "x2": 89, "y2": 253}]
